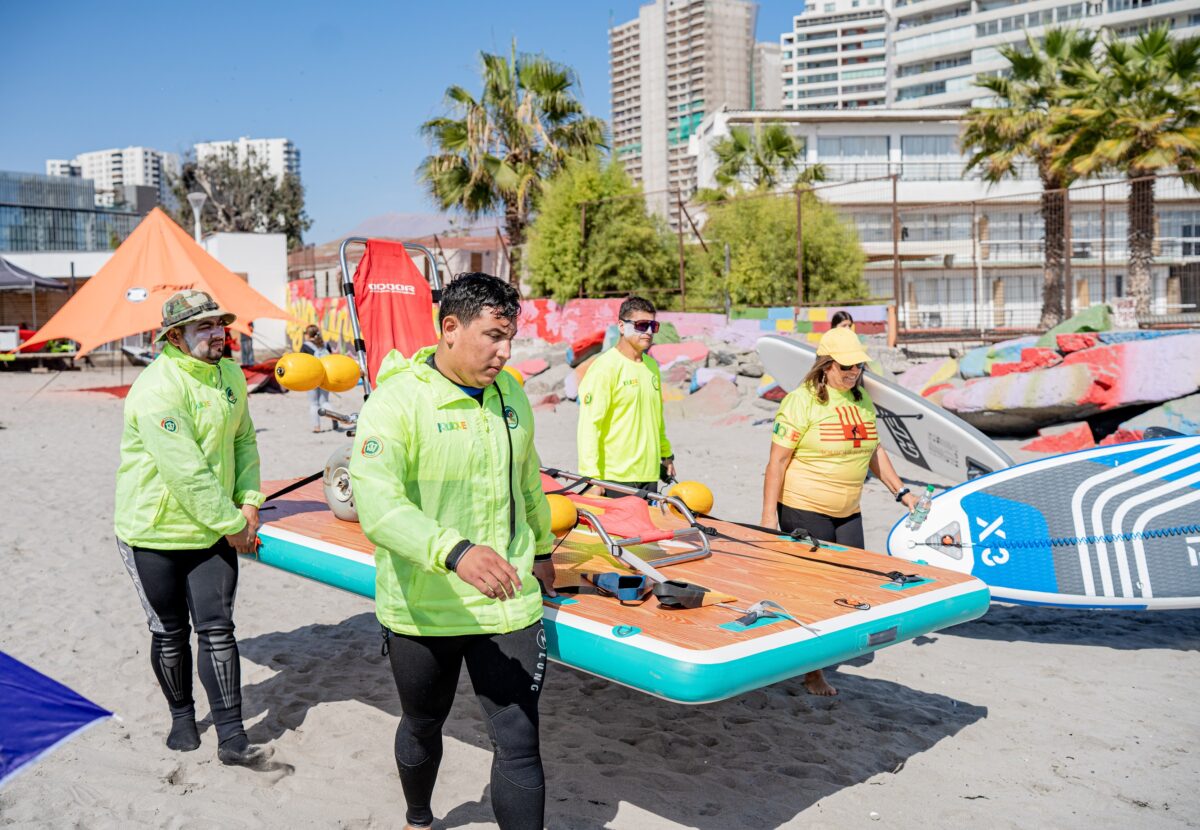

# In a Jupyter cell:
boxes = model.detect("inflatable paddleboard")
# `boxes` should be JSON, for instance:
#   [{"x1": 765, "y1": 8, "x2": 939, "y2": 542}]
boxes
[
  {"x1": 887, "y1": 436, "x2": 1200, "y2": 609},
  {"x1": 757, "y1": 335, "x2": 1012, "y2": 482},
  {"x1": 253, "y1": 479, "x2": 989, "y2": 703}
]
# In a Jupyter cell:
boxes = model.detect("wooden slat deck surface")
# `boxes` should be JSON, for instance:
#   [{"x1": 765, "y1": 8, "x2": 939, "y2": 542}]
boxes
[{"x1": 260, "y1": 479, "x2": 980, "y2": 652}]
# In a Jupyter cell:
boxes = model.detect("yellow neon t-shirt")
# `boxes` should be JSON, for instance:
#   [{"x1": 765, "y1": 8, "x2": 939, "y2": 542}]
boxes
[
  {"x1": 771, "y1": 384, "x2": 879, "y2": 518},
  {"x1": 576, "y1": 347, "x2": 673, "y2": 483}
]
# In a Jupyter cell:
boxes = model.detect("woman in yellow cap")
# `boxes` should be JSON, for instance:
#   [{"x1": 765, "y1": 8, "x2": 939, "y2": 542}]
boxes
[{"x1": 760, "y1": 327, "x2": 918, "y2": 696}]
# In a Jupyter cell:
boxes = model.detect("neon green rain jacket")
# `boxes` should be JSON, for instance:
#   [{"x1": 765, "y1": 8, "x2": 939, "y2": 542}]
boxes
[
  {"x1": 114, "y1": 344, "x2": 264, "y2": 549},
  {"x1": 349, "y1": 347, "x2": 554, "y2": 637},
  {"x1": 576, "y1": 347, "x2": 673, "y2": 483}
]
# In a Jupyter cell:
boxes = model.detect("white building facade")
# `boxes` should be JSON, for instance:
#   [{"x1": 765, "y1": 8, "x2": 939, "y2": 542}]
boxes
[
  {"x1": 781, "y1": 0, "x2": 890, "y2": 110},
  {"x1": 753, "y1": 42, "x2": 784, "y2": 109},
  {"x1": 888, "y1": 0, "x2": 1200, "y2": 109},
  {"x1": 45, "y1": 147, "x2": 180, "y2": 208},
  {"x1": 194, "y1": 137, "x2": 301, "y2": 181},
  {"x1": 691, "y1": 108, "x2": 1198, "y2": 328},
  {"x1": 610, "y1": 0, "x2": 758, "y2": 216}
]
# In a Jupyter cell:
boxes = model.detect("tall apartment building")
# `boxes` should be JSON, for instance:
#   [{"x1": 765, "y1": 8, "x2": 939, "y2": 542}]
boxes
[
  {"x1": 752, "y1": 42, "x2": 784, "y2": 108},
  {"x1": 610, "y1": 0, "x2": 757, "y2": 211},
  {"x1": 45, "y1": 146, "x2": 180, "y2": 208},
  {"x1": 890, "y1": 0, "x2": 1200, "y2": 108},
  {"x1": 194, "y1": 137, "x2": 301, "y2": 181},
  {"x1": 781, "y1": 0, "x2": 889, "y2": 110}
]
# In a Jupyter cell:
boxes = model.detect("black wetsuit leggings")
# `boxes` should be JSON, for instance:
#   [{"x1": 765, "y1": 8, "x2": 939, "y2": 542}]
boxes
[
  {"x1": 118, "y1": 538, "x2": 246, "y2": 745},
  {"x1": 778, "y1": 504, "x2": 865, "y2": 549},
  {"x1": 385, "y1": 621, "x2": 547, "y2": 830}
]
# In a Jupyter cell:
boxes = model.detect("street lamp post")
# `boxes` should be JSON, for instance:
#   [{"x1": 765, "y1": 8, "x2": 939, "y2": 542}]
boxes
[{"x1": 186, "y1": 192, "x2": 207, "y2": 243}]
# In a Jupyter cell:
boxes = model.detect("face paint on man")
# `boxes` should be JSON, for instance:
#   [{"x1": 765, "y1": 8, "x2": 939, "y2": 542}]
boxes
[{"x1": 177, "y1": 320, "x2": 226, "y2": 364}]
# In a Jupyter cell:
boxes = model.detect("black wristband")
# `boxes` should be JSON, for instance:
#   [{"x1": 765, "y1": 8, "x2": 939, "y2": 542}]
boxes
[
  {"x1": 534, "y1": 553, "x2": 552, "y2": 562},
  {"x1": 894, "y1": 487, "x2": 911, "y2": 503},
  {"x1": 445, "y1": 540, "x2": 473, "y2": 571}
]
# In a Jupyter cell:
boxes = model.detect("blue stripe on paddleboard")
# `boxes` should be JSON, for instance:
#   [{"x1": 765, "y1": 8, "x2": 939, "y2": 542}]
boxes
[
  {"x1": 998, "y1": 597, "x2": 1148, "y2": 610},
  {"x1": 1085, "y1": 444, "x2": 1168, "y2": 469}
]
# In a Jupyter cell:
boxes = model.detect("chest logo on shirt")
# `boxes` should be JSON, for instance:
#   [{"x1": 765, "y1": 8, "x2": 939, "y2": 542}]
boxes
[
  {"x1": 621, "y1": 378, "x2": 640, "y2": 388},
  {"x1": 361, "y1": 437, "x2": 383, "y2": 458},
  {"x1": 225, "y1": 386, "x2": 238, "y2": 405},
  {"x1": 436, "y1": 420, "x2": 469, "y2": 433},
  {"x1": 819, "y1": 406, "x2": 877, "y2": 448},
  {"x1": 503, "y1": 406, "x2": 519, "y2": 430},
  {"x1": 160, "y1": 418, "x2": 178, "y2": 433}
]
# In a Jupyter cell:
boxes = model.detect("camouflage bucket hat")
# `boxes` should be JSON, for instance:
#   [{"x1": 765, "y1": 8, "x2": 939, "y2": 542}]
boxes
[{"x1": 154, "y1": 289, "x2": 236, "y2": 342}]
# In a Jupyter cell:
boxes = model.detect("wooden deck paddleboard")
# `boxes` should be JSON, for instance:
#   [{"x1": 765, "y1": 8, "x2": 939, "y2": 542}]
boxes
[{"x1": 253, "y1": 479, "x2": 990, "y2": 703}]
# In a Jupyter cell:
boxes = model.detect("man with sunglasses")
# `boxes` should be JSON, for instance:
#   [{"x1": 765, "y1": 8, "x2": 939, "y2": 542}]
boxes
[{"x1": 577, "y1": 296, "x2": 675, "y2": 494}]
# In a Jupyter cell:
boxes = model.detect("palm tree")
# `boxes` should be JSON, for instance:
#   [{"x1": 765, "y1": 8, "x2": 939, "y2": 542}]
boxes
[
  {"x1": 693, "y1": 122, "x2": 824, "y2": 206},
  {"x1": 961, "y1": 28, "x2": 1097, "y2": 328},
  {"x1": 1053, "y1": 25, "x2": 1200, "y2": 316},
  {"x1": 713, "y1": 122, "x2": 806, "y2": 191},
  {"x1": 419, "y1": 43, "x2": 606, "y2": 287}
]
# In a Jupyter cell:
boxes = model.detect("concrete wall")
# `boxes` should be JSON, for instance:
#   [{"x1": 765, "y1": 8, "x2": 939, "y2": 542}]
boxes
[{"x1": 202, "y1": 232, "x2": 290, "y2": 354}]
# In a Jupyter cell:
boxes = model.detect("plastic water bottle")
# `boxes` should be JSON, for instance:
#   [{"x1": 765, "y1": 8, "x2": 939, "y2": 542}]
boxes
[{"x1": 907, "y1": 485, "x2": 935, "y2": 530}]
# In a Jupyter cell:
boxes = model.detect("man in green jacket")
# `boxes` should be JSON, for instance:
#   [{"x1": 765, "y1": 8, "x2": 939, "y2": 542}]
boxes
[
  {"x1": 576, "y1": 296, "x2": 675, "y2": 493},
  {"x1": 350, "y1": 273, "x2": 554, "y2": 830},
  {"x1": 114, "y1": 290, "x2": 271, "y2": 768}
]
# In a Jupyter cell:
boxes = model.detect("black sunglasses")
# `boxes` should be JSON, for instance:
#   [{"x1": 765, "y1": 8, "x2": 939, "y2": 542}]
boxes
[
  {"x1": 621, "y1": 319, "x2": 660, "y2": 334},
  {"x1": 834, "y1": 362, "x2": 864, "y2": 372}
]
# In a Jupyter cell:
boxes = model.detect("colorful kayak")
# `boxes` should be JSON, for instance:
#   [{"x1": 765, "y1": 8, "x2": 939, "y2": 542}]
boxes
[{"x1": 253, "y1": 478, "x2": 990, "y2": 703}]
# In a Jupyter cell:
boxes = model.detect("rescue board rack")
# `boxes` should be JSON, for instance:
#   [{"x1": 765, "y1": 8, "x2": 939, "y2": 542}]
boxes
[{"x1": 542, "y1": 469, "x2": 711, "y2": 574}]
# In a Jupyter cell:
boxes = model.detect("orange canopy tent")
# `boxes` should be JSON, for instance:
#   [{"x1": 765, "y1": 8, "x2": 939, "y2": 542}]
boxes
[{"x1": 22, "y1": 207, "x2": 292, "y2": 357}]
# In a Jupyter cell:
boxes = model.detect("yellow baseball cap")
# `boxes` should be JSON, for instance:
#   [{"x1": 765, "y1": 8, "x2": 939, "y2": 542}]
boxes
[{"x1": 816, "y1": 327, "x2": 870, "y2": 365}]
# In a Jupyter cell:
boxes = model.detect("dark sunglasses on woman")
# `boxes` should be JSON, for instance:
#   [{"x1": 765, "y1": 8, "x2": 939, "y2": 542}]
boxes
[
  {"x1": 835, "y1": 362, "x2": 864, "y2": 372},
  {"x1": 622, "y1": 319, "x2": 661, "y2": 334}
]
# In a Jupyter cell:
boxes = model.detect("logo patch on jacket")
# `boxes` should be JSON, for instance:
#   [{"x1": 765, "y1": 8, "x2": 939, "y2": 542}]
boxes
[
  {"x1": 361, "y1": 437, "x2": 383, "y2": 457},
  {"x1": 583, "y1": 392, "x2": 593, "y2": 405},
  {"x1": 225, "y1": 386, "x2": 238, "y2": 405},
  {"x1": 160, "y1": 418, "x2": 178, "y2": 433},
  {"x1": 436, "y1": 421, "x2": 469, "y2": 433},
  {"x1": 504, "y1": 406, "x2": 519, "y2": 430}
]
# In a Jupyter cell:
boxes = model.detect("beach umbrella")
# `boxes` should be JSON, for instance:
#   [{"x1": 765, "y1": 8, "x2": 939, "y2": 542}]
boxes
[{"x1": 0, "y1": 651, "x2": 111, "y2": 788}]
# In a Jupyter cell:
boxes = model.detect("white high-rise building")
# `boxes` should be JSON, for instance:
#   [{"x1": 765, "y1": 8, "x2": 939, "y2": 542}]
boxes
[
  {"x1": 45, "y1": 146, "x2": 180, "y2": 207},
  {"x1": 888, "y1": 0, "x2": 1200, "y2": 108},
  {"x1": 781, "y1": 0, "x2": 889, "y2": 111},
  {"x1": 610, "y1": 0, "x2": 758, "y2": 213},
  {"x1": 194, "y1": 137, "x2": 301, "y2": 182},
  {"x1": 753, "y1": 42, "x2": 784, "y2": 109}
]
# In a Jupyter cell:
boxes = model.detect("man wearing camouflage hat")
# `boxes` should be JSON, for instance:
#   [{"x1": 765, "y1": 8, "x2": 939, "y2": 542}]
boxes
[{"x1": 114, "y1": 290, "x2": 272, "y2": 767}]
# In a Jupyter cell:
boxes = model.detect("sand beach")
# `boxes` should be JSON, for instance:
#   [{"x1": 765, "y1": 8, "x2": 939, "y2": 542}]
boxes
[{"x1": 1, "y1": 364, "x2": 1197, "y2": 829}]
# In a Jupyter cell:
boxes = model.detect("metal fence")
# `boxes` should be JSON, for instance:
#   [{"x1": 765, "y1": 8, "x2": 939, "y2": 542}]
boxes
[{"x1": 581, "y1": 171, "x2": 1200, "y2": 342}]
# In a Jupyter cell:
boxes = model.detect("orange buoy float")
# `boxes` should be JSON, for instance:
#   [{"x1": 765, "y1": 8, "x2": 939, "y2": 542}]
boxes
[
  {"x1": 546, "y1": 494, "x2": 578, "y2": 536},
  {"x1": 667, "y1": 481, "x2": 714, "y2": 517},
  {"x1": 319, "y1": 354, "x2": 362, "y2": 393},
  {"x1": 274, "y1": 352, "x2": 325, "y2": 392}
]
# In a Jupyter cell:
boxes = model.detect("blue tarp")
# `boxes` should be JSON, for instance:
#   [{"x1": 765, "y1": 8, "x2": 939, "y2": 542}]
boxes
[{"x1": 0, "y1": 651, "x2": 111, "y2": 788}]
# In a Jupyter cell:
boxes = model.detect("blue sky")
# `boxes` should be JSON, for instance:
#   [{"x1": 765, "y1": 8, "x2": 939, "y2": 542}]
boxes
[{"x1": 1, "y1": 1, "x2": 802, "y2": 242}]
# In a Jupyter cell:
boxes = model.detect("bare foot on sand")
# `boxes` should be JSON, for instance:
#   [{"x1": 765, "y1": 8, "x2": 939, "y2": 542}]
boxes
[{"x1": 803, "y1": 669, "x2": 837, "y2": 696}]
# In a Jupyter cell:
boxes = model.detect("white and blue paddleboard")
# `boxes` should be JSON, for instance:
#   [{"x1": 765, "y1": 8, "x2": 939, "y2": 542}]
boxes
[{"x1": 887, "y1": 436, "x2": 1200, "y2": 609}]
